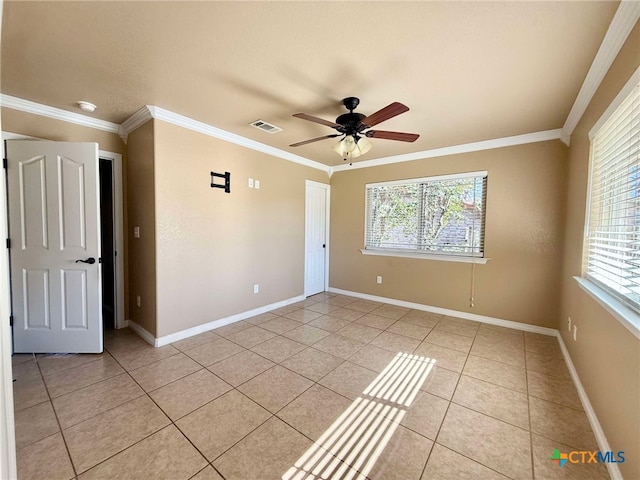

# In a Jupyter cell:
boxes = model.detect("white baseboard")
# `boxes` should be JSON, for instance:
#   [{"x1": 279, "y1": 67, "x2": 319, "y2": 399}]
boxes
[
  {"x1": 328, "y1": 287, "x2": 558, "y2": 336},
  {"x1": 125, "y1": 295, "x2": 305, "y2": 348},
  {"x1": 156, "y1": 294, "x2": 305, "y2": 347},
  {"x1": 556, "y1": 334, "x2": 622, "y2": 480},
  {"x1": 126, "y1": 320, "x2": 156, "y2": 347}
]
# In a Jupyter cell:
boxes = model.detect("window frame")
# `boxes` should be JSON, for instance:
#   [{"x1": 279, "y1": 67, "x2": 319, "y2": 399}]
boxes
[
  {"x1": 362, "y1": 170, "x2": 489, "y2": 264},
  {"x1": 580, "y1": 66, "x2": 640, "y2": 340}
]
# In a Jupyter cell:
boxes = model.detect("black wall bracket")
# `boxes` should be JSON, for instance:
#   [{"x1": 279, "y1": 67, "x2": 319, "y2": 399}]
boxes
[{"x1": 210, "y1": 171, "x2": 231, "y2": 193}]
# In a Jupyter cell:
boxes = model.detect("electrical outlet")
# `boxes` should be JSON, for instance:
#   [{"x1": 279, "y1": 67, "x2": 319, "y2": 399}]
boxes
[
  {"x1": 567, "y1": 317, "x2": 572, "y2": 332},
  {"x1": 136, "y1": 295, "x2": 141, "y2": 307},
  {"x1": 134, "y1": 226, "x2": 140, "y2": 238},
  {"x1": 248, "y1": 178, "x2": 254, "y2": 188},
  {"x1": 573, "y1": 324, "x2": 578, "y2": 341},
  {"x1": 376, "y1": 275, "x2": 382, "y2": 284},
  {"x1": 253, "y1": 284, "x2": 259, "y2": 294},
  {"x1": 255, "y1": 180, "x2": 260, "y2": 189}
]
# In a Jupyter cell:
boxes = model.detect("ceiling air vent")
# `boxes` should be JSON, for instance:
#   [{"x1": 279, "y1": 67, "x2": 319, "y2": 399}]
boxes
[{"x1": 249, "y1": 119, "x2": 283, "y2": 134}]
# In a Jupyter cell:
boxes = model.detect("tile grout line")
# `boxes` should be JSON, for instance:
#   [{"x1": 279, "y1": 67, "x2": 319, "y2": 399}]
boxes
[
  {"x1": 434, "y1": 323, "x2": 521, "y2": 480},
  {"x1": 111, "y1": 336, "x2": 308, "y2": 477},
  {"x1": 57, "y1": 327, "x2": 427, "y2": 476},
  {"x1": 110, "y1": 344, "x2": 245, "y2": 476},
  {"x1": 524, "y1": 337, "x2": 537, "y2": 479},
  {"x1": 220, "y1": 305, "x2": 419, "y2": 476},
  {"x1": 34, "y1": 356, "x2": 80, "y2": 480},
  {"x1": 442, "y1": 329, "x2": 535, "y2": 432},
  {"x1": 86, "y1": 344, "x2": 251, "y2": 478},
  {"x1": 129, "y1": 352, "x2": 236, "y2": 480},
  {"x1": 271, "y1": 322, "x2": 425, "y2": 479},
  {"x1": 416, "y1": 318, "x2": 471, "y2": 480},
  {"x1": 422, "y1": 323, "x2": 534, "y2": 479},
  {"x1": 403, "y1": 323, "x2": 441, "y2": 479},
  {"x1": 74, "y1": 349, "x2": 182, "y2": 476},
  {"x1": 18, "y1": 300, "x2": 358, "y2": 475}
]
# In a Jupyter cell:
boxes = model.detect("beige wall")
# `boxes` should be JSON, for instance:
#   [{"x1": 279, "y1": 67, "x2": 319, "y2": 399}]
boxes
[
  {"x1": 126, "y1": 120, "x2": 157, "y2": 336},
  {"x1": 153, "y1": 120, "x2": 328, "y2": 337},
  {"x1": 560, "y1": 21, "x2": 640, "y2": 479},
  {"x1": 330, "y1": 140, "x2": 567, "y2": 328}
]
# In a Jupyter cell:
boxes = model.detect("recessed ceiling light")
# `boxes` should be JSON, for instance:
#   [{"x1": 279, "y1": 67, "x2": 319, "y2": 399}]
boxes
[{"x1": 76, "y1": 100, "x2": 96, "y2": 113}]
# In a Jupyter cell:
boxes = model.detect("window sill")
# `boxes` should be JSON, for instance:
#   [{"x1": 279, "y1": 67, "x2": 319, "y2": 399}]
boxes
[
  {"x1": 573, "y1": 276, "x2": 640, "y2": 340},
  {"x1": 360, "y1": 249, "x2": 489, "y2": 264}
]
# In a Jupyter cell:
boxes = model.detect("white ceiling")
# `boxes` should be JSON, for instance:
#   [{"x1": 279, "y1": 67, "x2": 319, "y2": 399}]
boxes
[{"x1": 1, "y1": 1, "x2": 621, "y2": 166}]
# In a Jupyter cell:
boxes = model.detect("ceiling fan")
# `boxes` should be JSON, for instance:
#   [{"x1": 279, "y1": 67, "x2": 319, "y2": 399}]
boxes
[{"x1": 290, "y1": 97, "x2": 420, "y2": 162}]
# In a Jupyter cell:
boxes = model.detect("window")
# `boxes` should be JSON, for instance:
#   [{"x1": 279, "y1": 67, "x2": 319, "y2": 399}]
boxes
[
  {"x1": 364, "y1": 171, "x2": 487, "y2": 259},
  {"x1": 585, "y1": 78, "x2": 640, "y2": 312}
]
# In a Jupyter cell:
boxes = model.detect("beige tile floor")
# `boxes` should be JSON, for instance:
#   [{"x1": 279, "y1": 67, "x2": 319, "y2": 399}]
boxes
[{"x1": 12, "y1": 293, "x2": 610, "y2": 480}]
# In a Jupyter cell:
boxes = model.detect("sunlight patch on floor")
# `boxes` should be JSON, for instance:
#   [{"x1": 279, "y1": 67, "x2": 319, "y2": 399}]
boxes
[{"x1": 282, "y1": 353, "x2": 435, "y2": 479}]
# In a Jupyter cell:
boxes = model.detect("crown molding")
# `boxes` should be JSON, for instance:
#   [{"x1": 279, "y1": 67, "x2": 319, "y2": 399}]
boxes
[
  {"x1": 139, "y1": 105, "x2": 331, "y2": 173},
  {"x1": 118, "y1": 105, "x2": 153, "y2": 144},
  {"x1": 0, "y1": 94, "x2": 120, "y2": 134},
  {"x1": 0, "y1": 96, "x2": 573, "y2": 176},
  {"x1": 562, "y1": 0, "x2": 640, "y2": 140},
  {"x1": 330, "y1": 129, "x2": 564, "y2": 173},
  {"x1": 589, "y1": 64, "x2": 640, "y2": 141},
  {"x1": 0, "y1": 94, "x2": 566, "y2": 175}
]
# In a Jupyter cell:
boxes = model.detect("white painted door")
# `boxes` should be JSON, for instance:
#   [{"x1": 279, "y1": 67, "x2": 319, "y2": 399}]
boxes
[
  {"x1": 305, "y1": 182, "x2": 328, "y2": 296},
  {"x1": 7, "y1": 141, "x2": 102, "y2": 353}
]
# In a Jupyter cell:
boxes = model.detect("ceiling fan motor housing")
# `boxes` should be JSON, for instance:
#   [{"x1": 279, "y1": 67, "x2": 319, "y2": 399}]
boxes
[
  {"x1": 335, "y1": 112, "x2": 366, "y2": 135},
  {"x1": 335, "y1": 97, "x2": 366, "y2": 135}
]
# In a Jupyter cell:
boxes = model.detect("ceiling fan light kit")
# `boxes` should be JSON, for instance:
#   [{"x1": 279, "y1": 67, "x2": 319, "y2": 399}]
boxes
[
  {"x1": 331, "y1": 135, "x2": 372, "y2": 161},
  {"x1": 290, "y1": 96, "x2": 419, "y2": 163}
]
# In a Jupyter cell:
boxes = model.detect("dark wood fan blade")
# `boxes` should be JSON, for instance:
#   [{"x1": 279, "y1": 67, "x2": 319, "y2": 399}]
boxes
[
  {"x1": 361, "y1": 102, "x2": 409, "y2": 127},
  {"x1": 366, "y1": 130, "x2": 420, "y2": 142},
  {"x1": 292, "y1": 113, "x2": 340, "y2": 128},
  {"x1": 290, "y1": 134, "x2": 340, "y2": 147}
]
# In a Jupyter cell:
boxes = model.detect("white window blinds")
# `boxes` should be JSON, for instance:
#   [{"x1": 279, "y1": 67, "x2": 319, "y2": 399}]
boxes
[
  {"x1": 365, "y1": 172, "x2": 487, "y2": 257},
  {"x1": 586, "y1": 79, "x2": 640, "y2": 311}
]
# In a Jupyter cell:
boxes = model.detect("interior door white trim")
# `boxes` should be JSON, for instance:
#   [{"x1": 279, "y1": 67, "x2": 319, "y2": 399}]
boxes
[
  {"x1": 304, "y1": 180, "x2": 330, "y2": 297},
  {"x1": 2, "y1": 132, "x2": 126, "y2": 329},
  {"x1": 97, "y1": 151, "x2": 126, "y2": 329},
  {"x1": 0, "y1": 68, "x2": 19, "y2": 480}
]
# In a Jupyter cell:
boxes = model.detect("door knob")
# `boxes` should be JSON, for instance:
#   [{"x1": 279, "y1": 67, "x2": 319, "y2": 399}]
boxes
[{"x1": 75, "y1": 257, "x2": 96, "y2": 264}]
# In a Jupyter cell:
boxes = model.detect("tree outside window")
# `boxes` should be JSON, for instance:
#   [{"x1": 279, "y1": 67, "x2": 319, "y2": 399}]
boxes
[{"x1": 365, "y1": 173, "x2": 487, "y2": 257}]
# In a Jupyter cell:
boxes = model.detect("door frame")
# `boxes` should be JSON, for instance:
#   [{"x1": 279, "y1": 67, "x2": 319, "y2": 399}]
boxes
[
  {"x1": 0, "y1": 111, "x2": 18, "y2": 480},
  {"x1": 304, "y1": 180, "x2": 330, "y2": 297},
  {"x1": 2, "y1": 133, "x2": 126, "y2": 330},
  {"x1": 97, "y1": 151, "x2": 126, "y2": 329}
]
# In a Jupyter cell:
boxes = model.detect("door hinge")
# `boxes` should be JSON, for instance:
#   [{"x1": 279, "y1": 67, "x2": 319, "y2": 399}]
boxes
[
  {"x1": 9, "y1": 316, "x2": 13, "y2": 327},
  {"x1": 2, "y1": 158, "x2": 7, "y2": 169},
  {"x1": 6, "y1": 238, "x2": 10, "y2": 249}
]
